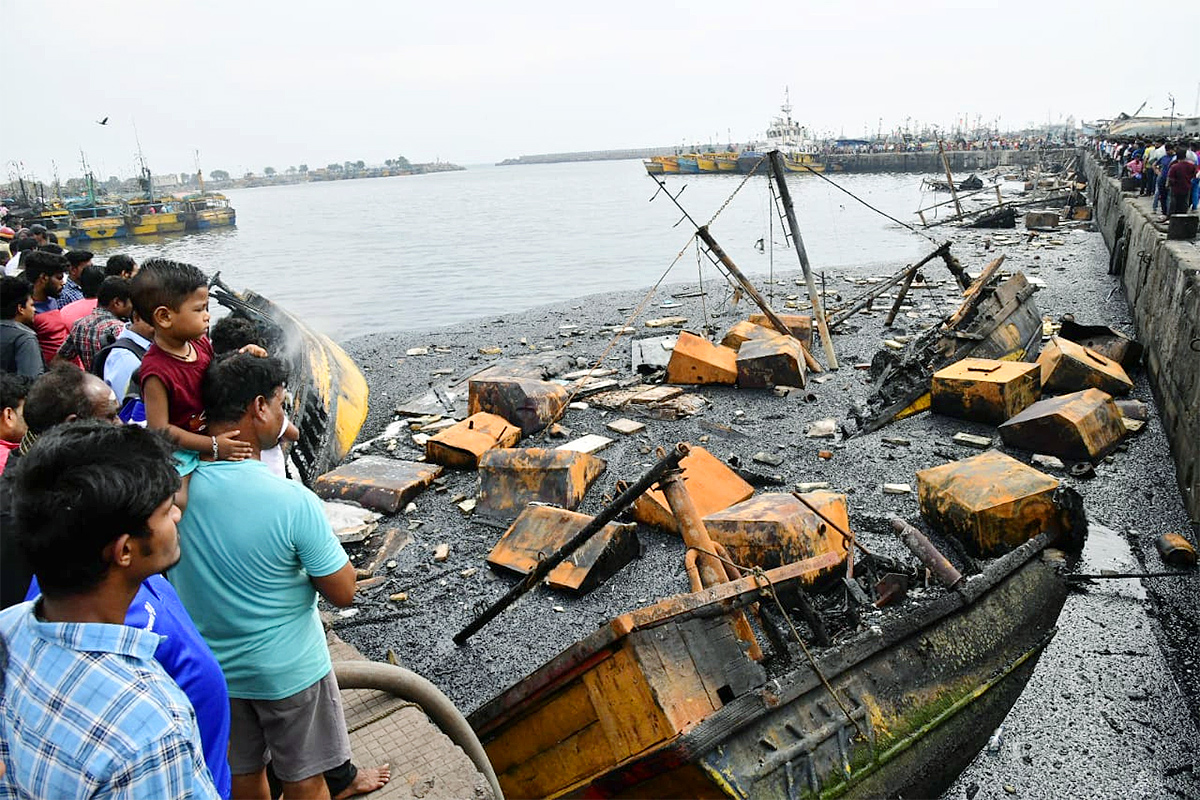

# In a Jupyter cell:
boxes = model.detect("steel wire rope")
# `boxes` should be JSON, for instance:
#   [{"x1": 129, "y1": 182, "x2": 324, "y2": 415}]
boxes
[
  {"x1": 794, "y1": 162, "x2": 939, "y2": 244},
  {"x1": 530, "y1": 160, "x2": 772, "y2": 438},
  {"x1": 683, "y1": 544, "x2": 866, "y2": 741}
]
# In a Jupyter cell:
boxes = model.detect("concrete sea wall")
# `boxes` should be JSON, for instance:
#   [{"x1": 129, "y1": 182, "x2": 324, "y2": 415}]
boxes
[
  {"x1": 824, "y1": 148, "x2": 1072, "y2": 174},
  {"x1": 1083, "y1": 152, "x2": 1200, "y2": 522}
]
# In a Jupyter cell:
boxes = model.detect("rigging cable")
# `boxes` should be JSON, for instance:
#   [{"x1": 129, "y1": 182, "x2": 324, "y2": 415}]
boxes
[{"x1": 793, "y1": 162, "x2": 939, "y2": 244}]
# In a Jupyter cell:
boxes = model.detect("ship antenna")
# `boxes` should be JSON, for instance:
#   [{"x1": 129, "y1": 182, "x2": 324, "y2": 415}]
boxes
[
  {"x1": 195, "y1": 150, "x2": 206, "y2": 194},
  {"x1": 133, "y1": 120, "x2": 152, "y2": 200}
]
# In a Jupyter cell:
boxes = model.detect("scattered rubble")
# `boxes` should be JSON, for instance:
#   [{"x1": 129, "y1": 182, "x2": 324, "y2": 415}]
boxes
[{"x1": 332, "y1": 183, "x2": 1200, "y2": 799}]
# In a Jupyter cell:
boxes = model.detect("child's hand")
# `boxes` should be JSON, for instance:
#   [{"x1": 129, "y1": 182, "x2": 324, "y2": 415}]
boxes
[
  {"x1": 215, "y1": 431, "x2": 254, "y2": 461},
  {"x1": 239, "y1": 344, "x2": 268, "y2": 358}
]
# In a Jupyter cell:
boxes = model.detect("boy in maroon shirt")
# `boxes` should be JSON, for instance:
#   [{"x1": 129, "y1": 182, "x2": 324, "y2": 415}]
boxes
[{"x1": 131, "y1": 259, "x2": 259, "y2": 507}]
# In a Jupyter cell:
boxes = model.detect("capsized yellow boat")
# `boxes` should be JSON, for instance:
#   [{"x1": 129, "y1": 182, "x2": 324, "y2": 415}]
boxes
[{"x1": 210, "y1": 275, "x2": 367, "y2": 484}]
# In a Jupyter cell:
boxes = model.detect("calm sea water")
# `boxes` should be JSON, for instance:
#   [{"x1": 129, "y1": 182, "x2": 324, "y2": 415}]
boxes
[{"x1": 86, "y1": 162, "x2": 940, "y2": 341}]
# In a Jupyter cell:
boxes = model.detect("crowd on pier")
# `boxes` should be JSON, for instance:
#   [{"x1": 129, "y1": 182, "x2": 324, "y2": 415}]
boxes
[
  {"x1": 818, "y1": 135, "x2": 1065, "y2": 155},
  {"x1": 0, "y1": 225, "x2": 389, "y2": 799},
  {"x1": 1093, "y1": 137, "x2": 1200, "y2": 218}
]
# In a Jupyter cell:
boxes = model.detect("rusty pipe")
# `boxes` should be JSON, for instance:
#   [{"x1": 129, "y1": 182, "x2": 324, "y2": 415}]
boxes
[
  {"x1": 890, "y1": 517, "x2": 963, "y2": 589},
  {"x1": 659, "y1": 443, "x2": 763, "y2": 660}
]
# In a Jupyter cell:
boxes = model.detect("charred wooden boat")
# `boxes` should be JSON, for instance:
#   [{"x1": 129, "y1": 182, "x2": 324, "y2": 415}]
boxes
[
  {"x1": 469, "y1": 529, "x2": 1071, "y2": 799},
  {"x1": 856, "y1": 259, "x2": 1042, "y2": 433},
  {"x1": 210, "y1": 276, "x2": 368, "y2": 484}
]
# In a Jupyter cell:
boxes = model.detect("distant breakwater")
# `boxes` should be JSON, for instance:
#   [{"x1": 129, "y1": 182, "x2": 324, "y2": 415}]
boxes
[{"x1": 499, "y1": 147, "x2": 1073, "y2": 174}]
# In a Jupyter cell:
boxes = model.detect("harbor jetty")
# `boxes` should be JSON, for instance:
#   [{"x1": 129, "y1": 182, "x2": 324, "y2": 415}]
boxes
[{"x1": 499, "y1": 147, "x2": 1072, "y2": 173}]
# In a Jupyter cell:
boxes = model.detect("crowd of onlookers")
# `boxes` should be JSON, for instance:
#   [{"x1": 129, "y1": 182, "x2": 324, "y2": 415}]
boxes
[
  {"x1": 817, "y1": 135, "x2": 1064, "y2": 155},
  {"x1": 0, "y1": 224, "x2": 389, "y2": 798},
  {"x1": 1093, "y1": 137, "x2": 1200, "y2": 218}
]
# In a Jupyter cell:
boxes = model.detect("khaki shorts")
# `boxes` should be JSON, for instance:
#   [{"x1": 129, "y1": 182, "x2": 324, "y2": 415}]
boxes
[{"x1": 228, "y1": 670, "x2": 353, "y2": 782}]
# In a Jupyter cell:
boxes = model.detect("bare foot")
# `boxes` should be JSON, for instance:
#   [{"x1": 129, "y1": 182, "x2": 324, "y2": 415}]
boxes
[{"x1": 334, "y1": 764, "x2": 390, "y2": 799}]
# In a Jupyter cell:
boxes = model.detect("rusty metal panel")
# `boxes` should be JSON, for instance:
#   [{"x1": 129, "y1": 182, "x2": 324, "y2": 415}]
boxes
[
  {"x1": 313, "y1": 456, "x2": 443, "y2": 514},
  {"x1": 631, "y1": 446, "x2": 753, "y2": 534},
  {"x1": 468, "y1": 376, "x2": 569, "y2": 436},
  {"x1": 1037, "y1": 336, "x2": 1133, "y2": 397},
  {"x1": 720, "y1": 320, "x2": 776, "y2": 351},
  {"x1": 930, "y1": 357, "x2": 1040, "y2": 424},
  {"x1": 425, "y1": 412, "x2": 522, "y2": 469},
  {"x1": 748, "y1": 313, "x2": 813, "y2": 350},
  {"x1": 1057, "y1": 319, "x2": 1144, "y2": 373},
  {"x1": 702, "y1": 492, "x2": 849, "y2": 575},
  {"x1": 998, "y1": 388, "x2": 1127, "y2": 462},
  {"x1": 917, "y1": 450, "x2": 1061, "y2": 557},
  {"x1": 665, "y1": 332, "x2": 738, "y2": 385},
  {"x1": 477, "y1": 448, "x2": 607, "y2": 523},
  {"x1": 486, "y1": 505, "x2": 639, "y2": 594},
  {"x1": 735, "y1": 333, "x2": 807, "y2": 389}
]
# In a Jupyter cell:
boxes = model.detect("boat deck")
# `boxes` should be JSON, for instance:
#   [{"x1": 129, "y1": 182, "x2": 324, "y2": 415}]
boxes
[{"x1": 330, "y1": 634, "x2": 493, "y2": 799}]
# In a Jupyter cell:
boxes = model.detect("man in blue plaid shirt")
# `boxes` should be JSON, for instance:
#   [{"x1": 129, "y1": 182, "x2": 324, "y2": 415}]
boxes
[{"x1": 0, "y1": 422, "x2": 218, "y2": 799}]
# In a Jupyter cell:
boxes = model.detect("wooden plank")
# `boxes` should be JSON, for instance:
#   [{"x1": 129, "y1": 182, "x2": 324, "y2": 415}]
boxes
[
  {"x1": 679, "y1": 616, "x2": 767, "y2": 699},
  {"x1": 631, "y1": 626, "x2": 717, "y2": 730},
  {"x1": 487, "y1": 678, "x2": 600, "y2": 776},
  {"x1": 582, "y1": 646, "x2": 675, "y2": 758},
  {"x1": 946, "y1": 255, "x2": 1006, "y2": 330},
  {"x1": 500, "y1": 718, "x2": 614, "y2": 799}
]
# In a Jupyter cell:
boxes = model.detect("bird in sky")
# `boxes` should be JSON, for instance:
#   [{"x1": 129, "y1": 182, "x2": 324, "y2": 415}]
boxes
[{"x1": 97, "y1": 117, "x2": 108, "y2": 125}]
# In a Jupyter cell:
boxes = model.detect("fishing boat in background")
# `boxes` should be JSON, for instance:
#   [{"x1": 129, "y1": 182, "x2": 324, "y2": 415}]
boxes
[
  {"x1": 643, "y1": 159, "x2": 665, "y2": 175},
  {"x1": 67, "y1": 200, "x2": 128, "y2": 245},
  {"x1": 657, "y1": 156, "x2": 680, "y2": 173},
  {"x1": 712, "y1": 152, "x2": 739, "y2": 172},
  {"x1": 179, "y1": 192, "x2": 236, "y2": 230},
  {"x1": 178, "y1": 161, "x2": 237, "y2": 231},
  {"x1": 696, "y1": 153, "x2": 720, "y2": 173},
  {"x1": 126, "y1": 197, "x2": 187, "y2": 236},
  {"x1": 125, "y1": 149, "x2": 186, "y2": 237},
  {"x1": 677, "y1": 155, "x2": 700, "y2": 174}
]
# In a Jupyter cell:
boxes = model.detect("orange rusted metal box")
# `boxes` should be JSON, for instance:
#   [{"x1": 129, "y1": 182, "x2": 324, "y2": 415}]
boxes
[
  {"x1": 425, "y1": 412, "x2": 522, "y2": 469},
  {"x1": 314, "y1": 456, "x2": 443, "y2": 514},
  {"x1": 916, "y1": 450, "x2": 1061, "y2": 557},
  {"x1": 702, "y1": 491, "x2": 850, "y2": 575},
  {"x1": 998, "y1": 388, "x2": 1126, "y2": 461},
  {"x1": 486, "y1": 505, "x2": 639, "y2": 594},
  {"x1": 477, "y1": 448, "x2": 607, "y2": 523},
  {"x1": 735, "y1": 333, "x2": 807, "y2": 389},
  {"x1": 720, "y1": 320, "x2": 776, "y2": 351},
  {"x1": 632, "y1": 446, "x2": 753, "y2": 535},
  {"x1": 665, "y1": 332, "x2": 738, "y2": 385},
  {"x1": 468, "y1": 376, "x2": 569, "y2": 436},
  {"x1": 748, "y1": 313, "x2": 813, "y2": 350},
  {"x1": 1037, "y1": 336, "x2": 1133, "y2": 397},
  {"x1": 930, "y1": 357, "x2": 1040, "y2": 424}
]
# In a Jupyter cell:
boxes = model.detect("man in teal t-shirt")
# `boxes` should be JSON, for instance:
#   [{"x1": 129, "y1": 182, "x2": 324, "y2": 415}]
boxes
[{"x1": 170, "y1": 354, "x2": 364, "y2": 800}]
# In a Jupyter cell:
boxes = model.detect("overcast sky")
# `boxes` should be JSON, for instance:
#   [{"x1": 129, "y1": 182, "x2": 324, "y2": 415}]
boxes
[{"x1": 8, "y1": 1, "x2": 1198, "y2": 182}]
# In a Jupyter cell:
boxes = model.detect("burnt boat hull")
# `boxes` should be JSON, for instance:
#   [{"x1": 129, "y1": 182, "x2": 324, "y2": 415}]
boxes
[
  {"x1": 211, "y1": 281, "x2": 369, "y2": 484},
  {"x1": 471, "y1": 535, "x2": 1067, "y2": 799}
]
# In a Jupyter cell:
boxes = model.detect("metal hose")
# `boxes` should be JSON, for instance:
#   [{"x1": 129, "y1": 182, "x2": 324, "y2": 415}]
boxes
[{"x1": 333, "y1": 661, "x2": 504, "y2": 800}]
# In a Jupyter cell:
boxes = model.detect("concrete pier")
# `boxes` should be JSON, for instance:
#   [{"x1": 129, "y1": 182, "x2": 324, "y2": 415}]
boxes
[
  {"x1": 1083, "y1": 152, "x2": 1200, "y2": 523},
  {"x1": 498, "y1": 147, "x2": 1073, "y2": 173}
]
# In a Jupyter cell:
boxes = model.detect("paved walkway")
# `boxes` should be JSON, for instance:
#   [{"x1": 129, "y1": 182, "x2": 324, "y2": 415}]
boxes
[{"x1": 330, "y1": 634, "x2": 493, "y2": 800}]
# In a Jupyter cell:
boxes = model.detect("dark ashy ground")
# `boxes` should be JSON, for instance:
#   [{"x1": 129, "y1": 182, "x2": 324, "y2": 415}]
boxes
[{"x1": 334, "y1": 220, "x2": 1199, "y2": 799}]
